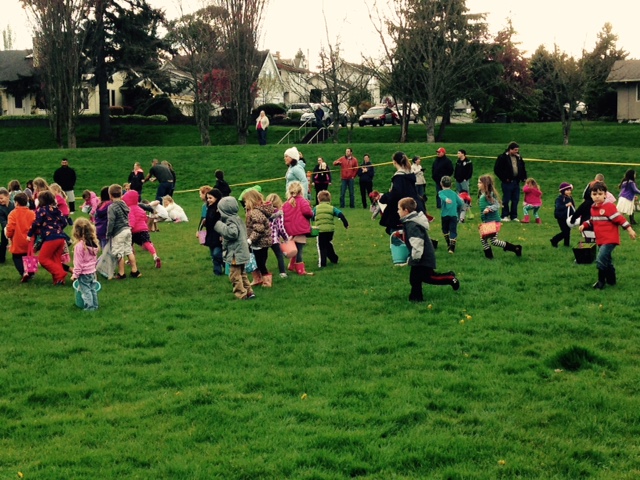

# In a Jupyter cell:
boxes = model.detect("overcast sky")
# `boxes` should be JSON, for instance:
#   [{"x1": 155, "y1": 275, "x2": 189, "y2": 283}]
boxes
[{"x1": 5, "y1": 0, "x2": 639, "y2": 64}]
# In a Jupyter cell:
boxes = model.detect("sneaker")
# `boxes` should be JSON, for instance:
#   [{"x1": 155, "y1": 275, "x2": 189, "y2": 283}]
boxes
[
  {"x1": 154, "y1": 256, "x2": 162, "y2": 269},
  {"x1": 512, "y1": 218, "x2": 520, "y2": 222},
  {"x1": 243, "y1": 292, "x2": 256, "y2": 300},
  {"x1": 130, "y1": 270, "x2": 142, "y2": 278},
  {"x1": 501, "y1": 217, "x2": 510, "y2": 222},
  {"x1": 279, "y1": 273, "x2": 288, "y2": 278},
  {"x1": 448, "y1": 249, "x2": 454, "y2": 254},
  {"x1": 114, "y1": 273, "x2": 127, "y2": 280},
  {"x1": 451, "y1": 277, "x2": 460, "y2": 291}
]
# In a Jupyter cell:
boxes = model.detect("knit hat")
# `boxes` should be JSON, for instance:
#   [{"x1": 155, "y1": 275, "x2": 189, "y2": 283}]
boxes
[
  {"x1": 436, "y1": 147, "x2": 446, "y2": 154},
  {"x1": 284, "y1": 147, "x2": 300, "y2": 161},
  {"x1": 559, "y1": 182, "x2": 573, "y2": 192}
]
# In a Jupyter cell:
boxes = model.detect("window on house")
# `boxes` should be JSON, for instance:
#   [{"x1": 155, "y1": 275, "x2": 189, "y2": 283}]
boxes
[
  {"x1": 15, "y1": 96, "x2": 23, "y2": 109},
  {"x1": 637, "y1": 84, "x2": 640, "y2": 102},
  {"x1": 82, "y1": 89, "x2": 89, "y2": 110},
  {"x1": 111, "y1": 90, "x2": 116, "y2": 107}
]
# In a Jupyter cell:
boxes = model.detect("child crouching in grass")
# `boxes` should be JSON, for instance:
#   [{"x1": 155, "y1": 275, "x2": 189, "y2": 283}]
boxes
[
  {"x1": 70, "y1": 218, "x2": 100, "y2": 311},
  {"x1": 214, "y1": 196, "x2": 255, "y2": 300},
  {"x1": 579, "y1": 181, "x2": 636, "y2": 289},
  {"x1": 398, "y1": 197, "x2": 459, "y2": 302}
]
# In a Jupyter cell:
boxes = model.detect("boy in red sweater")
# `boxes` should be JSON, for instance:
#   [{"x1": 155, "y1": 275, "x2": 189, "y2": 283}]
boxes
[{"x1": 579, "y1": 181, "x2": 636, "y2": 289}]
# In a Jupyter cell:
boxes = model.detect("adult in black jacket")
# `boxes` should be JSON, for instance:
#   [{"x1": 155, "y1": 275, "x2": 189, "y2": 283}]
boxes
[
  {"x1": 431, "y1": 147, "x2": 453, "y2": 209},
  {"x1": 357, "y1": 154, "x2": 375, "y2": 209},
  {"x1": 493, "y1": 142, "x2": 527, "y2": 221},
  {"x1": 53, "y1": 158, "x2": 77, "y2": 212},
  {"x1": 453, "y1": 149, "x2": 473, "y2": 193},
  {"x1": 380, "y1": 151, "x2": 426, "y2": 234}
]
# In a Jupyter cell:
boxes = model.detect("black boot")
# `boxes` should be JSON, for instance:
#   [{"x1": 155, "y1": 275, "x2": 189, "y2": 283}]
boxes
[
  {"x1": 483, "y1": 247, "x2": 493, "y2": 259},
  {"x1": 448, "y1": 240, "x2": 456, "y2": 254},
  {"x1": 593, "y1": 269, "x2": 606, "y2": 289},
  {"x1": 630, "y1": 214, "x2": 637, "y2": 225},
  {"x1": 444, "y1": 233, "x2": 450, "y2": 248},
  {"x1": 605, "y1": 266, "x2": 616, "y2": 285},
  {"x1": 504, "y1": 242, "x2": 522, "y2": 257}
]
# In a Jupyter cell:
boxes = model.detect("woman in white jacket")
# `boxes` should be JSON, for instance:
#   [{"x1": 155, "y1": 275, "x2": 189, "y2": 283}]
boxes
[{"x1": 256, "y1": 110, "x2": 270, "y2": 146}]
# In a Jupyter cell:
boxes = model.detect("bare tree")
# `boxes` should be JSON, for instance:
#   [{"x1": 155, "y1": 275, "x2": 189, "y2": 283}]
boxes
[
  {"x1": 22, "y1": 0, "x2": 91, "y2": 148},
  {"x1": 317, "y1": 10, "x2": 372, "y2": 143},
  {"x1": 2, "y1": 25, "x2": 16, "y2": 50},
  {"x1": 216, "y1": 0, "x2": 266, "y2": 145},
  {"x1": 371, "y1": 0, "x2": 488, "y2": 143},
  {"x1": 165, "y1": 5, "x2": 225, "y2": 146}
]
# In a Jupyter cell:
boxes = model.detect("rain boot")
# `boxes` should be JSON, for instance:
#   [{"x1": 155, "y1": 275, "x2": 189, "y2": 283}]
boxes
[
  {"x1": 250, "y1": 270, "x2": 263, "y2": 286},
  {"x1": 448, "y1": 239, "x2": 456, "y2": 254},
  {"x1": 444, "y1": 233, "x2": 450, "y2": 248},
  {"x1": 295, "y1": 262, "x2": 314, "y2": 276},
  {"x1": 483, "y1": 247, "x2": 494, "y2": 259},
  {"x1": 593, "y1": 269, "x2": 606, "y2": 289},
  {"x1": 287, "y1": 256, "x2": 297, "y2": 272},
  {"x1": 630, "y1": 214, "x2": 637, "y2": 225},
  {"x1": 504, "y1": 242, "x2": 523, "y2": 257},
  {"x1": 522, "y1": 215, "x2": 530, "y2": 223},
  {"x1": 535, "y1": 217, "x2": 542, "y2": 224},
  {"x1": 261, "y1": 273, "x2": 273, "y2": 287}
]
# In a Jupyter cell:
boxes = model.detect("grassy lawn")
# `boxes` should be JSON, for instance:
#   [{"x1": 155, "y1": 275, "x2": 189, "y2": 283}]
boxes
[{"x1": 1, "y1": 125, "x2": 640, "y2": 478}]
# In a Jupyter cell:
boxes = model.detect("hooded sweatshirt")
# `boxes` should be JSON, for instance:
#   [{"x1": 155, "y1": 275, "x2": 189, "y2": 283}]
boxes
[
  {"x1": 401, "y1": 210, "x2": 435, "y2": 268},
  {"x1": 123, "y1": 190, "x2": 150, "y2": 233},
  {"x1": 214, "y1": 197, "x2": 250, "y2": 265},
  {"x1": 72, "y1": 240, "x2": 99, "y2": 276}
]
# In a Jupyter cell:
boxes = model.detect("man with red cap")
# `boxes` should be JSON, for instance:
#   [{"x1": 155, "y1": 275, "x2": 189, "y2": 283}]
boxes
[{"x1": 431, "y1": 147, "x2": 453, "y2": 209}]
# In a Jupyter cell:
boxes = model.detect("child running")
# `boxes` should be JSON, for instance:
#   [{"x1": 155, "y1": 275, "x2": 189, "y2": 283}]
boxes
[
  {"x1": 94, "y1": 187, "x2": 111, "y2": 248},
  {"x1": 616, "y1": 169, "x2": 640, "y2": 225},
  {"x1": 398, "y1": 197, "x2": 459, "y2": 302},
  {"x1": 27, "y1": 190, "x2": 69, "y2": 284},
  {"x1": 522, "y1": 177, "x2": 543, "y2": 224},
  {"x1": 580, "y1": 181, "x2": 636, "y2": 288},
  {"x1": 265, "y1": 193, "x2": 290, "y2": 278},
  {"x1": 106, "y1": 184, "x2": 140, "y2": 279},
  {"x1": 438, "y1": 176, "x2": 464, "y2": 254},
  {"x1": 550, "y1": 182, "x2": 575, "y2": 248},
  {"x1": 477, "y1": 175, "x2": 522, "y2": 259},
  {"x1": 70, "y1": 218, "x2": 100, "y2": 311},
  {"x1": 5, "y1": 192, "x2": 34, "y2": 280},
  {"x1": 123, "y1": 190, "x2": 161, "y2": 268},
  {"x1": 313, "y1": 190, "x2": 349, "y2": 268},
  {"x1": 214, "y1": 196, "x2": 255, "y2": 300}
]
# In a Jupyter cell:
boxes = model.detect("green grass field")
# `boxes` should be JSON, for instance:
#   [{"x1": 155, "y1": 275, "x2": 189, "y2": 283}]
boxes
[{"x1": 1, "y1": 123, "x2": 640, "y2": 479}]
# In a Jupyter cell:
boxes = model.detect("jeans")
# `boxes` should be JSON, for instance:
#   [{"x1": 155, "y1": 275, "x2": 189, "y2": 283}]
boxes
[
  {"x1": 78, "y1": 273, "x2": 99, "y2": 310},
  {"x1": 441, "y1": 215, "x2": 459, "y2": 240},
  {"x1": 257, "y1": 128, "x2": 267, "y2": 146},
  {"x1": 156, "y1": 181, "x2": 173, "y2": 202},
  {"x1": 210, "y1": 246, "x2": 224, "y2": 275},
  {"x1": 501, "y1": 181, "x2": 520, "y2": 220},
  {"x1": 596, "y1": 243, "x2": 615, "y2": 272},
  {"x1": 434, "y1": 181, "x2": 443, "y2": 209},
  {"x1": 340, "y1": 179, "x2": 355, "y2": 208}
]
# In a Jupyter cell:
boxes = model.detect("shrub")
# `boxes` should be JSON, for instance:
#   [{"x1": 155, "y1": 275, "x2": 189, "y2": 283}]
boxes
[
  {"x1": 251, "y1": 103, "x2": 286, "y2": 121},
  {"x1": 136, "y1": 96, "x2": 184, "y2": 123},
  {"x1": 109, "y1": 106, "x2": 125, "y2": 116}
]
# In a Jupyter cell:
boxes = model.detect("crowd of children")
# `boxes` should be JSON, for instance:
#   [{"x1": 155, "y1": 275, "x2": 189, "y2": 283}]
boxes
[{"x1": 2, "y1": 154, "x2": 638, "y2": 307}]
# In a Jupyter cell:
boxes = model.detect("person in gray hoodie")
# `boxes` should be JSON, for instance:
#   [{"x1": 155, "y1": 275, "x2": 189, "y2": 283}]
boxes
[
  {"x1": 398, "y1": 197, "x2": 459, "y2": 302},
  {"x1": 214, "y1": 196, "x2": 255, "y2": 300}
]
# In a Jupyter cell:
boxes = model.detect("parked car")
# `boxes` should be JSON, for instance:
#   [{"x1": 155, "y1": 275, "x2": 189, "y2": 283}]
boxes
[
  {"x1": 286, "y1": 103, "x2": 313, "y2": 118},
  {"x1": 395, "y1": 104, "x2": 420, "y2": 123},
  {"x1": 300, "y1": 104, "x2": 348, "y2": 127},
  {"x1": 564, "y1": 101, "x2": 587, "y2": 119},
  {"x1": 358, "y1": 106, "x2": 399, "y2": 127}
]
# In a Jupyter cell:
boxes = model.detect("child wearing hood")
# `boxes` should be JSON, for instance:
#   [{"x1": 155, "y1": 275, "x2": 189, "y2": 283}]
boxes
[
  {"x1": 398, "y1": 197, "x2": 459, "y2": 302},
  {"x1": 123, "y1": 190, "x2": 161, "y2": 268},
  {"x1": 214, "y1": 196, "x2": 256, "y2": 300}
]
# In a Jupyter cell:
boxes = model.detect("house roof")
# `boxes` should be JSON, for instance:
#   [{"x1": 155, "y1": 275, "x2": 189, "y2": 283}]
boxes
[
  {"x1": 0, "y1": 50, "x2": 34, "y2": 83},
  {"x1": 275, "y1": 61, "x2": 308, "y2": 75},
  {"x1": 606, "y1": 60, "x2": 640, "y2": 83}
]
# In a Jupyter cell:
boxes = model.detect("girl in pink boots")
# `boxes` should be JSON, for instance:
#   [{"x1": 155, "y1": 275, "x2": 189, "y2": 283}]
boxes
[
  {"x1": 243, "y1": 189, "x2": 275, "y2": 287},
  {"x1": 282, "y1": 181, "x2": 314, "y2": 276},
  {"x1": 522, "y1": 177, "x2": 543, "y2": 223}
]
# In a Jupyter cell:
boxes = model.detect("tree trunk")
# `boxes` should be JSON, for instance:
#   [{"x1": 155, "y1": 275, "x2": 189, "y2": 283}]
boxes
[
  {"x1": 67, "y1": 117, "x2": 77, "y2": 149},
  {"x1": 96, "y1": 2, "x2": 111, "y2": 143},
  {"x1": 425, "y1": 115, "x2": 436, "y2": 143},
  {"x1": 195, "y1": 102, "x2": 211, "y2": 146},
  {"x1": 562, "y1": 115, "x2": 572, "y2": 146}
]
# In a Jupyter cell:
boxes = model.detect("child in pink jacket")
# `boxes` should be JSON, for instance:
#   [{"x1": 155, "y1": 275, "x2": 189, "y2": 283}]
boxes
[
  {"x1": 123, "y1": 190, "x2": 161, "y2": 268},
  {"x1": 282, "y1": 181, "x2": 314, "y2": 275},
  {"x1": 70, "y1": 218, "x2": 100, "y2": 311}
]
